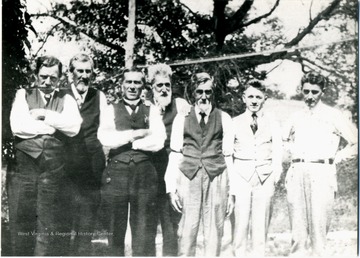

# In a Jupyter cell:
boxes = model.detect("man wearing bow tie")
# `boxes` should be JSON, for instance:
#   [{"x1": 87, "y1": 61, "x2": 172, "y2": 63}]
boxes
[
  {"x1": 8, "y1": 55, "x2": 82, "y2": 256},
  {"x1": 98, "y1": 67, "x2": 166, "y2": 256},
  {"x1": 64, "y1": 53, "x2": 108, "y2": 255},
  {"x1": 165, "y1": 71, "x2": 235, "y2": 256},
  {"x1": 232, "y1": 80, "x2": 283, "y2": 256},
  {"x1": 147, "y1": 63, "x2": 190, "y2": 256}
]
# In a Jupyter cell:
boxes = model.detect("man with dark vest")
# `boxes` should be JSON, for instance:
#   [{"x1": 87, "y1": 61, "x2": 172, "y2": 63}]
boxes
[
  {"x1": 65, "y1": 53, "x2": 107, "y2": 255},
  {"x1": 8, "y1": 55, "x2": 82, "y2": 256},
  {"x1": 147, "y1": 63, "x2": 190, "y2": 256},
  {"x1": 98, "y1": 67, "x2": 166, "y2": 256},
  {"x1": 165, "y1": 71, "x2": 235, "y2": 256}
]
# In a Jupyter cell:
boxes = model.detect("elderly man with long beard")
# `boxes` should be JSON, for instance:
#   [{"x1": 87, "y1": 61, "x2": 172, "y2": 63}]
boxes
[
  {"x1": 147, "y1": 63, "x2": 190, "y2": 256},
  {"x1": 165, "y1": 71, "x2": 235, "y2": 256}
]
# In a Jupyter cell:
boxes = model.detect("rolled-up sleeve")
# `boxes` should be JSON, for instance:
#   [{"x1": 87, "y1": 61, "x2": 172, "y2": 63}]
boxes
[
  {"x1": 10, "y1": 89, "x2": 55, "y2": 138},
  {"x1": 165, "y1": 114, "x2": 186, "y2": 193},
  {"x1": 97, "y1": 104, "x2": 134, "y2": 148},
  {"x1": 132, "y1": 104, "x2": 166, "y2": 152},
  {"x1": 44, "y1": 94, "x2": 82, "y2": 137}
]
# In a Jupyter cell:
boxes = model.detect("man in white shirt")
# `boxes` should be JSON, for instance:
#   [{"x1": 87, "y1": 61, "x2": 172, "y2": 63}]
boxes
[
  {"x1": 8, "y1": 55, "x2": 82, "y2": 256},
  {"x1": 232, "y1": 80, "x2": 283, "y2": 256},
  {"x1": 65, "y1": 53, "x2": 108, "y2": 255},
  {"x1": 98, "y1": 68, "x2": 166, "y2": 256},
  {"x1": 283, "y1": 72, "x2": 358, "y2": 256},
  {"x1": 147, "y1": 63, "x2": 190, "y2": 256},
  {"x1": 165, "y1": 71, "x2": 235, "y2": 256}
]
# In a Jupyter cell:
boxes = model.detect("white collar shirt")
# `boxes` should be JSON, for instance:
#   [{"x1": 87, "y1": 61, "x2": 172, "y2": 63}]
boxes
[{"x1": 283, "y1": 101, "x2": 357, "y2": 161}]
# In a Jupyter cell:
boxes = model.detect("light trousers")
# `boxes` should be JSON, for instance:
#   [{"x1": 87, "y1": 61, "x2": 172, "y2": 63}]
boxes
[
  {"x1": 286, "y1": 163, "x2": 335, "y2": 256},
  {"x1": 232, "y1": 171, "x2": 275, "y2": 256},
  {"x1": 177, "y1": 168, "x2": 228, "y2": 257}
]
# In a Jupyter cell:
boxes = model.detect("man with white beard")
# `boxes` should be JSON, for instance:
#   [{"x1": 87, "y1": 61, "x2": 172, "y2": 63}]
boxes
[
  {"x1": 165, "y1": 71, "x2": 235, "y2": 256},
  {"x1": 147, "y1": 63, "x2": 190, "y2": 256}
]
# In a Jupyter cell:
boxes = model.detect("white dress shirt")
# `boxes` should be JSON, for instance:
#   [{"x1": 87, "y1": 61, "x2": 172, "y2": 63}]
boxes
[
  {"x1": 283, "y1": 101, "x2": 357, "y2": 163},
  {"x1": 97, "y1": 99, "x2": 166, "y2": 152},
  {"x1": 165, "y1": 105, "x2": 235, "y2": 194},
  {"x1": 10, "y1": 88, "x2": 82, "y2": 138}
]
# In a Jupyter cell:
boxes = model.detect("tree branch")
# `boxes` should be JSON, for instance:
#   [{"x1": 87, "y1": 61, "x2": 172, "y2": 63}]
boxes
[
  {"x1": 31, "y1": 13, "x2": 125, "y2": 54},
  {"x1": 226, "y1": 0, "x2": 254, "y2": 33},
  {"x1": 33, "y1": 22, "x2": 62, "y2": 58},
  {"x1": 284, "y1": 0, "x2": 341, "y2": 47},
  {"x1": 242, "y1": 0, "x2": 280, "y2": 27}
]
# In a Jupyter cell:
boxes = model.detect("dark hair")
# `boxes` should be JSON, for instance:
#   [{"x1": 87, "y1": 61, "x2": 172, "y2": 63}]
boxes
[
  {"x1": 185, "y1": 71, "x2": 214, "y2": 104},
  {"x1": 69, "y1": 53, "x2": 94, "y2": 73},
  {"x1": 35, "y1": 56, "x2": 63, "y2": 77},
  {"x1": 120, "y1": 67, "x2": 146, "y2": 86},
  {"x1": 244, "y1": 80, "x2": 266, "y2": 93},
  {"x1": 301, "y1": 72, "x2": 327, "y2": 90}
]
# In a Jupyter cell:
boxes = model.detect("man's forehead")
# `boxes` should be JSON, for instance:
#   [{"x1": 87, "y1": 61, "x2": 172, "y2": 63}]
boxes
[
  {"x1": 73, "y1": 60, "x2": 92, "y2": 69},
  {"x1": 302, "y1": 82, "x2": 322, "y2": 90},
  {"x1": 38, "y1": 65, "x2": 59, "y2": 76},
  {"x1": 244, "y1": 86, "x2": 265, "y2": 96},
  {"x1": 196, "y1": 80, "x2": 212, "y2": 90}
]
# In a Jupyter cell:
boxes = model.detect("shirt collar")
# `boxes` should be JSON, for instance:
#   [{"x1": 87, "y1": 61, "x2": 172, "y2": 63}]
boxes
[
  {"x1": 37, "y1": 88, "x2": 58, "y2": 97},
  {"x1": 245, "y1": 109, "x2": 264, "y2": 118},
  {"x1": 123, "y1": 98, "x2": 141, "y2": 106},
  {"x1": 71, "y1": 84, "x2": 88, "y2": 100},
  {"x1": 194, "y1": 104, "x2": 212, "y2": 116}
]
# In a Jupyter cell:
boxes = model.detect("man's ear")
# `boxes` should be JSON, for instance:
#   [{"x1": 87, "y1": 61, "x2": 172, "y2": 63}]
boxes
[{"x1": 264, "y1": 94, "x2": 268, "y2": 101}]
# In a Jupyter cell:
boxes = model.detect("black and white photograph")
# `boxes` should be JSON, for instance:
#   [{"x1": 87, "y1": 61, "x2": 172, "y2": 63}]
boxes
[{"x1": 1, "y1": 0, "x2": 358, "y2": 256}]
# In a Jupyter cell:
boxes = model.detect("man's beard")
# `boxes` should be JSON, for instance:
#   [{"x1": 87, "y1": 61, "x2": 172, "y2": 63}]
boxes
[
  {"x1": 197, "y1": 100, "x2": 211, "y2": 113},
  {"x1": 75, "y1": 81, "x2": 90, "y2": 94},
  {"x1": 154, "y1": 90, "x2": 172, "y2": 109}
]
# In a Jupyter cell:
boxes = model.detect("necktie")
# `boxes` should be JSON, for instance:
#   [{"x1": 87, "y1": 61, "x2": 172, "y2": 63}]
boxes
[
  {"x1": 44, "y1": 94, "x2": 51, "y2": 106},
  {"x1": 199, "y1": 112, "x2": 206, "y2": 130},
  {"x1": 77, "y1": 96, "x2": 83, "y2": 109},
  {"x1": 250, "y1": 113, "x2": 258, "y2": 134}
]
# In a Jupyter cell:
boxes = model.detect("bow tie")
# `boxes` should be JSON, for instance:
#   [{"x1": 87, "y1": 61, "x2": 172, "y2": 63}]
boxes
[{"x1": 124, "y1": 101, "x2": 140, "y2": 111}]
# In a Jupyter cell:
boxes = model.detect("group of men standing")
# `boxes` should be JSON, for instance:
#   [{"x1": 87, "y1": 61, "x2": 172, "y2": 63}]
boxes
[{"x1": 7, "y1": 54, "x2": 357, "y2": 257}]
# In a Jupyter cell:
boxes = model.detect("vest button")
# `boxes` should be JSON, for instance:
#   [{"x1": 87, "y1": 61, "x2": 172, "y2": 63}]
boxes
[{"x1": 198, "y1": 164, "x2": 202, "y2": 169}]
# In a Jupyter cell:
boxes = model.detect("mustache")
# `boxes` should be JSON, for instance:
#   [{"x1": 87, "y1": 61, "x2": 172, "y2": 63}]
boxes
[{"x1": 78, "y1": 78, "x2": 90, "y2": 84}]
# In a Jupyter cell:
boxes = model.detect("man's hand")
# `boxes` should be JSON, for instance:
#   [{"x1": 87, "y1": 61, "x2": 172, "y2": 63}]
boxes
[
  {"x1": 30, "y1": 108, "x2": 46, "y2": 121},
  {"x1": 226, "y1": 195, "x2": 235, "y2": 217},
  {"x1": 168, "y1": 192, "x2": 182, "y2": 213},
  {"x1": 132, "y1": 129, "x2": 150, "y2": 141}
]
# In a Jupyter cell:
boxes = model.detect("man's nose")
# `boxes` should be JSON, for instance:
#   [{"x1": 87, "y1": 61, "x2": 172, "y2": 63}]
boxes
[{"x1": 44, "y1": 77, "x2": 52, "y2": 85}]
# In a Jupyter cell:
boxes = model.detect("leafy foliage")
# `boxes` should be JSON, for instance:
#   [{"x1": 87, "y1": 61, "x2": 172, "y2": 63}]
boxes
[{"x1": 2, "y1": 0, "x2": 32, "y2": 163}]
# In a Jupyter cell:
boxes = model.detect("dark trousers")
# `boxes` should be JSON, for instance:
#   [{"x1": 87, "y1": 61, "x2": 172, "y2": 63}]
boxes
[
  {"x1": 7, "y1": 150, "x2": 70, "y2": 256},
  {"x1": 153, "y1": 149, "x2": 180, "y2": 256},
  {"x1": 100, "y1": 159, "x2": 158, "y2": 256},
  {"x1": 66, "y1": 147, "x2": 106, "y2": 256}
]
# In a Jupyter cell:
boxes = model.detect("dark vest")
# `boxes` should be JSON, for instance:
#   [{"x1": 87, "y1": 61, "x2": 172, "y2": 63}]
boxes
[
  {"x1": 162, "y1": 99, "x2": 179, "y2": 151},
  {"x1": 67, "y1": 88, "x2": 102, "y2": 151},
  {"x1": 179, "y1": 107, "x2": 226, "y2": 180},
  {"x1": 109, "y1": 100, "x2": 151, "y2": 163},
  {"x1": 14, "y1": 89, "x2": 67, "y2": 159}
]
